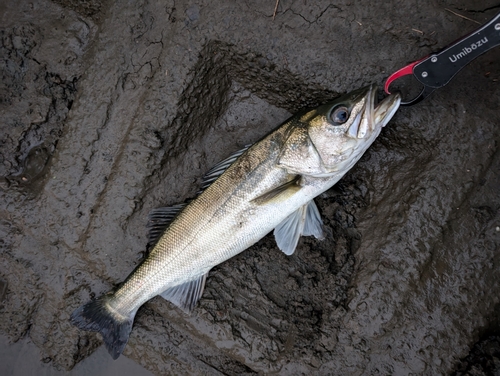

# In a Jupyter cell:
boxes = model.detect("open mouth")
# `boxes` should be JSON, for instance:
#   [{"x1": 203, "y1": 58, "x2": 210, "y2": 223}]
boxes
[{"x1": 348, "y1": 84, "x2": 401, "y2": 139}]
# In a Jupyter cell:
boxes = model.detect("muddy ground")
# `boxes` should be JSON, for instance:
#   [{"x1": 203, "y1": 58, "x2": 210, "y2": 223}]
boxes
[{"x1": 1, "y1": 0, "x2": 499, "y2": 374}]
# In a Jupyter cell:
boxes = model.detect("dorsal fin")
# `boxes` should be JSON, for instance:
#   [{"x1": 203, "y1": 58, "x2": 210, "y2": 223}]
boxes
[
  {"x1": 147, "y1": 204, "x2": 187, "y2": 249},
  {"x1": 147, "y1": 146, "x2": 250, "y2": 249},
  {"x1": 159, "y1": 273, "x2": 208, "y2": 314},
  {"x1": 197, "y1": 145, "x2": 251, "y2": 193},
  {"x1": 147, "y1": 144, "x2": 252, "y2": 249}
]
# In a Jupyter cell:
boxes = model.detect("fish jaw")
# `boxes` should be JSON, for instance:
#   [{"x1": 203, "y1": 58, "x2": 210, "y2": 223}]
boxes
[
  {"x1": 347, "y1": 84, "x2": 401, "y2": 139},
  {"x1": 373, "y1": 91, "x2": 401, "y2": 129},
  {"x1": 349, "y1": 84, "x2": 375, "y2": 139}
]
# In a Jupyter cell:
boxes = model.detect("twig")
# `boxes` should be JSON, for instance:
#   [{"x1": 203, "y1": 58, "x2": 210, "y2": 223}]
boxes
[
  {"x1": 412, "y1": 28, "x2": 423, "y2": 34},
  {"x1": 445, "y1": 8, "x2": 481, "y2": 24},
  {"x1": 273, "y1": 0, "x2": 280, "y2": 20}
]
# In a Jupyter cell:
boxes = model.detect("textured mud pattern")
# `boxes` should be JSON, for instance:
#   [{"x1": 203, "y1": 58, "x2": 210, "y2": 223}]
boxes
[
  {"x1": 454, "y1": 335, "x2": 500, "y2": 375},
  {"x1": 0, "y1": 0, "x2": 499, "y2": 374}
]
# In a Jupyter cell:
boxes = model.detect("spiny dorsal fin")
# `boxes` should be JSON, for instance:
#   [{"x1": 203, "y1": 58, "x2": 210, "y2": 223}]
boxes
[
  {"x1": 251, "y1": 176, "x2": 302, "y2": 205},
  {"x1": 198, "y1": 145, "x2": 251, "y2": 193},
  {"x1": 147, "y1": 204, "x2": 187, "y2": 249},
  {"x1": 147, "y1": 146, "x2": 250, "y2": 248},
  {"x1": 273, "y1": 200, "x2": 324, "y2": 255},
  {"x1": 159, "y1": 273, "x2": 208, "y2": 314}
]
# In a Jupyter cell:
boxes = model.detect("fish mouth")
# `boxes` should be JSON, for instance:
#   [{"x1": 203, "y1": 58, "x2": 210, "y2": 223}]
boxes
[{"x1": 348, "y1": 84, "x2": 401, "y2": 139}]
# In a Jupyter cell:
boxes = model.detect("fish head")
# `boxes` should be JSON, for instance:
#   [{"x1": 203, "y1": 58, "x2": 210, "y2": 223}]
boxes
[{"x1": 278, "y1": 84, "x2": 401, "y2": 176}]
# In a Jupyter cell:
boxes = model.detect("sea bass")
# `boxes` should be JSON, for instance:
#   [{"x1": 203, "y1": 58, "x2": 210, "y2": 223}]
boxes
[{"x1": 70, "y1": 84, "x2": 401, "y2": 359}]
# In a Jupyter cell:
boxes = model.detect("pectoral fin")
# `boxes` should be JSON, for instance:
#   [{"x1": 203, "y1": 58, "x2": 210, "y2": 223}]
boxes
[
  {"x1": 274, "y1": 200, "x2": 324, "y2": 255},
  {"x1": 251, "y1": 176, "x2": 301, "y2": 205},
  {"x1": 159, "y1": 273, "x2": 208, "y2": 314}
]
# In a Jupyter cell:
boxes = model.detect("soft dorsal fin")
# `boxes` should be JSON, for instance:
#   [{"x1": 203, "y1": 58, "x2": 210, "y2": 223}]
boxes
[
  {"x1": 198, "y1": 145, "x2": 251, "y2": 193},
  {"x1": 147, "y1": 204, "x2": 187, "y2": 249},
  {"x1": 159, "y1": 273, "x2": 208, "y2": 314},
  {"x1": 251, "y1": 176, "x2": 302, "y2": 205},
  {"x1": 273, "y1": 200, "x2": 324, "y2": 255}
]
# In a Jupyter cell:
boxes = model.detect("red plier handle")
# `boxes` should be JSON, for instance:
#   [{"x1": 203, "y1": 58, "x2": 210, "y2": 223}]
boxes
[{"x1": 385, "y1": 11, "x2": 500, "y2": 106}]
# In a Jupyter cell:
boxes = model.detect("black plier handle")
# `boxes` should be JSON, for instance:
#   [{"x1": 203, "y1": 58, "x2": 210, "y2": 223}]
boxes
[{"x1": 385, "y1": 11, "x2": 500, "y2": 106}]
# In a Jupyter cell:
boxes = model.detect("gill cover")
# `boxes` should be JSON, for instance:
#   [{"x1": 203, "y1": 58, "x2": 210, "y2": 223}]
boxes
[{"x1": 277, "y1": 125, "x2": 325, "y2": 176}]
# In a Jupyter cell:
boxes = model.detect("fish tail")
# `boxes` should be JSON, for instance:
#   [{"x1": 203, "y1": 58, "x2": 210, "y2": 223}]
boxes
[{"x1": 70, "y1": 295, "x2": 134, "y2": 359}]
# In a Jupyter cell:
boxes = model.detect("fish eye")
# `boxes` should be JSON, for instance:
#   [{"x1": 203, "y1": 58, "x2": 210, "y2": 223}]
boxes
[{"x1": 330, "y1": 106, "x2": 350, "y2": 125}]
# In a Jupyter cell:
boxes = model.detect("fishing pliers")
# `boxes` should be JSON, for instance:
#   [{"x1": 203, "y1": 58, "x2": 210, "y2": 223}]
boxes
[{"x1": 384, "y1": 11, "x2": 500, "y2": 105}]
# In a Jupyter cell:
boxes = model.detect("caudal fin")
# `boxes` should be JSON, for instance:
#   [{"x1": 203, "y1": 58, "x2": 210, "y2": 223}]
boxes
[{"x1": 70, "y1": 295, "x2": 134, "y2": 359}]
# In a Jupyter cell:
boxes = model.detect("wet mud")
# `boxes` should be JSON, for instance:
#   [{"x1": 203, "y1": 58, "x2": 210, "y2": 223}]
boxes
[{"x1": 1, "y1": 0, "x2": 499, "y2": 374}]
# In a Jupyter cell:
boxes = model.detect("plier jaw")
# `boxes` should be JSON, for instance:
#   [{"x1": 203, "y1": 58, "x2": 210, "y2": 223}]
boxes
[{"x1": 384, "y1": 58, "x2": 432, "y2": 106}]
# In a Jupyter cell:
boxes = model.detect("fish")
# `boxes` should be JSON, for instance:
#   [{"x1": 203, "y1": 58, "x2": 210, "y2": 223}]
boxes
[{"x1": 70, "y1": 84, "x2": 401, "y2": 359}]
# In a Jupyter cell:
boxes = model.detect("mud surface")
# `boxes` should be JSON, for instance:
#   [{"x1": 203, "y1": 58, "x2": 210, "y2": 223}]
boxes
[
  {"x1": 1, "y1": 0, "x2": 499, "y2": 374},
  {"x1": 0, "y1": 334, "x2": 152, "y2": 376}
]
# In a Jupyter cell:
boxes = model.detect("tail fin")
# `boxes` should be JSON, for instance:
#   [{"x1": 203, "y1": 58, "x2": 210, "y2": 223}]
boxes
[{"x1": 70, "y1": 295, "x2": 134, "y2": 359}]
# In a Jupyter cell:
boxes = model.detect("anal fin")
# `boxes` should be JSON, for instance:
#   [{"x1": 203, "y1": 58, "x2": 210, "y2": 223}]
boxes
[
  {"x1": 159, "y1": 273, "x2": 208, "y2": 314},
  {"x1": 273, "y1": 200, "x2": 324, "y2": 255}
]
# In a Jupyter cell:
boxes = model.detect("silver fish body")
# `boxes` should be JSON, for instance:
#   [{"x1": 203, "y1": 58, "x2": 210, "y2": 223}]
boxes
[{"x1": 71, "y1": 84, "x2": 401, "y2": 359}]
